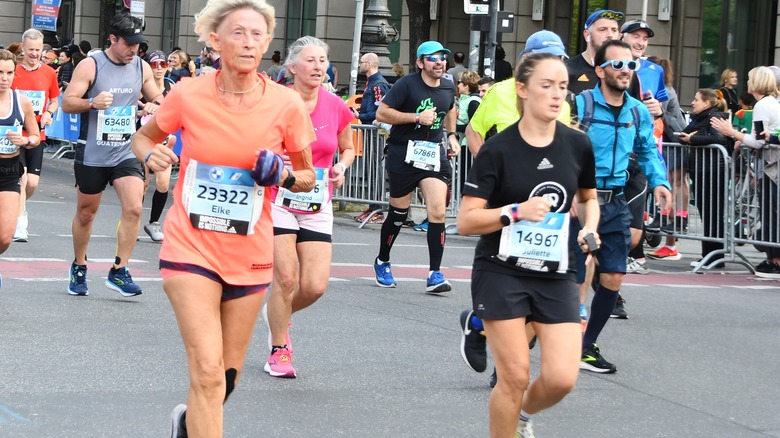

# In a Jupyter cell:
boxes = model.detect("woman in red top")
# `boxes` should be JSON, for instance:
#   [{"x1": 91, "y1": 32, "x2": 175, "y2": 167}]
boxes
[{"x1": 132, "y1": 1, "x2": 315, "y2": 436}]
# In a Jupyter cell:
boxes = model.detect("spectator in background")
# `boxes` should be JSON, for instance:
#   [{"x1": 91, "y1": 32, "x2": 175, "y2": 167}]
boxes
[
  {"x1": 326, "y1": 62, "x2": 339, "y2": 88},
  {"x1": 733, "y1": 92, "x2": 756, "y2": 133},
  {"x1": 455, "y1": 70, "x2": 481, "y2": 193},
  {"x1": 456, "y1": 70, "x2": 481, "y2": 138},
  {"x1": 447, "y1": 51, "x2": 467, "y2": 82},
  {"x1": 352, "y1": 52, "x2": 390, "y2": 224},
  {"x1": 675, "y1": 89, "x2": 730, "y2": 268},
  {"x1": 266, "y1": 50, "x2": 282, "y2": 80},
  {"x1": 138, "y1": 41, "x2": 148, "y2": 62},
  {"x1": 352, "y1": 52, "x2": 389, "y2": 125},
  {"x1": 477, "y1": 76, "x2": 494, "y2": 98},
  {"x1": 7, "y1": 43, "x2": 24, "y2": 64},
  {"x1": 646, "y1": 56, "x2": 690, "y2": 261},
  {"x1": 493, "y1": 45, "x2": 513, "y2": 81},
  {"x1": 209, "y1": 48, "x2": 221, "y2": 70},
  {"x1": 718, "y1": 68, "x2": 740, "y2": 114},
  {"x1": 42, "y1": 51, "x2": 58, "y2": 69},
  {"x1": 78, "y1": 40, "x2": 91, "y2": 56},
  {"x1": 392, "y1": 62, "x2": 404, "y2": 77},
  {"x1": 166, "y1": 50, "x2": 191, "y2": 83},
  {"x1": 712, "y1": 66, "x2": 780, "y2": 278},
  {"x1": 58, "y1": 47, "x2": 74, "y2": 89}
]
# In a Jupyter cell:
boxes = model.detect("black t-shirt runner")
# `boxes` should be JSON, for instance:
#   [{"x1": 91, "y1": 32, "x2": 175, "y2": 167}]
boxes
[
  {"x1": 463, "y1": 121, "x2": 596, "y2": 280},
  {"x1": 566, "y1": 54, "x2": 599, "y2": 95},
  {"x1": 381, "y1": 72, "x2": 455, "y2": 173}
]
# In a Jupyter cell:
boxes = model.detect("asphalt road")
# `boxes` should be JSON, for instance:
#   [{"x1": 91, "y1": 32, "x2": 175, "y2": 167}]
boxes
[{"x1": 1, "y1": 154, "x2": 779, "y2": 437}]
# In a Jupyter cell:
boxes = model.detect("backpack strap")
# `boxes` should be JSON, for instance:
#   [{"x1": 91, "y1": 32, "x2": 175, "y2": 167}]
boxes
[
  {"x1": 630, "y1": 106, "x2": 641, "y2": 146},
  {"x1": 579, "y1": 89, "x2": 638, "y2": 132}
]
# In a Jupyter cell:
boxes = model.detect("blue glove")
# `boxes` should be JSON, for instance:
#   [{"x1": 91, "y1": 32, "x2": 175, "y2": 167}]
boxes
[{"x1": 251, "y1": 149, "x2": 284, "y2": 186}]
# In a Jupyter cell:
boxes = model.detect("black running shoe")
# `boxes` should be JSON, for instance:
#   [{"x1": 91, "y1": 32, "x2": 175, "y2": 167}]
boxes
[
  {"x1": 580, "y1": 343, "x2": 617, "y2": 374},
  {"x1": 170, "y1": 404, "x2": 187, "y2": 438},
  {"x1": 489, "y1": 367, "x2": 497, "y2": 388},
  {"x1": 645, "y1": 214, "x2": 662, "y2": 233},
  {"x1": 459, "y1": 309, "x2": 487, "y2": 372},
  {"x1": 610, "y1": 296, "x2": 628, "y2": 319}
]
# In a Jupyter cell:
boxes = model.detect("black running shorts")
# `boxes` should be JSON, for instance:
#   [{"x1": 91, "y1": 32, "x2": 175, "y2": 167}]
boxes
[
  {"x1": 471, "y1": 270, "x2": 579, "y2": 324},
  {"x1": 74, "y1": 158, "x2": 145, "y2": 195}
]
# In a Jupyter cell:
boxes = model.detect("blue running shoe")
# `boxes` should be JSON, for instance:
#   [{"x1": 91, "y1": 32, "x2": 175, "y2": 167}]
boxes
[
  {"x1": 105, "y1": 266, "x2": 143, "y2": 297},
  {"x1": 68, "y1": 263, "x2": 89, "y2": 296},
  {"x1": 426, "y1": 270, "x2": 451, "y2": 293},
  {"x1": 373, "y1": 258, "x2": 396, "y2": 288},
  {"x1": 413, "y1": 219, "x2": 429, "y2": 232}
]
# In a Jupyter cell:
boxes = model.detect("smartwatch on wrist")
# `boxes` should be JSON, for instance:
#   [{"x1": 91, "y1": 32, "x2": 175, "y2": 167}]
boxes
[{"x1": 282, "y1": 171, "x2": 296, "y2": 189}]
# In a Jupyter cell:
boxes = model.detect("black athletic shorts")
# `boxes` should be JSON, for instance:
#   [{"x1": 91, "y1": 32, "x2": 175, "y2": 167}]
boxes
[
  {"x1": 471, "y1": 270, "x2": 579, "y2": 324},
  {"x1": 0, "y1": 156, "x2": 23, "y2": 193},
  {"x1": 624, "y1": 171, "x2": 647, "y2": 230},
  {"x1": 18, "y1": 145, "x2": 44, "y2": 176},
  {"x1": 387, "y1": 169, "x2": 452, "y2": 198},
  {"x1": 74, "y1": 158, "x2": 145, "y2": 195}
]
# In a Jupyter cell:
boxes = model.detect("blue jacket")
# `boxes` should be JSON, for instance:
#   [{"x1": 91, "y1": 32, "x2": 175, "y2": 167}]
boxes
[
  {"x1": 576, "y1": 84, "x2": 670, "y2": 191},
  {"x1": 358, "y1": 72, "x2": 390, "y2": 124}
]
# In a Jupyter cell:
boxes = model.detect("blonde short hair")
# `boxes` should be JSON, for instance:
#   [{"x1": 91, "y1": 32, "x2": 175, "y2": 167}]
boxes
[
  {"x1": 748, "y1": 66, "x2": 779, "y2": 97},
  {"x1": 194, "y1": 0, "x2": 275, "y2": 42}
]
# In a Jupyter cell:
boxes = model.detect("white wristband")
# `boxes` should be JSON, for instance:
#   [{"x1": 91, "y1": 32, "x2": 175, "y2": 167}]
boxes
[{"x1": 335, "y1": 162, "x2": 347, "y2": 174}]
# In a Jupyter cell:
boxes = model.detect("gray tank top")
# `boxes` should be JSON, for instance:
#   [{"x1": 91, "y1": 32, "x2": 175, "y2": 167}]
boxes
[{"x1": 77, "y1": 51, "x2": 143, "y2": 166}]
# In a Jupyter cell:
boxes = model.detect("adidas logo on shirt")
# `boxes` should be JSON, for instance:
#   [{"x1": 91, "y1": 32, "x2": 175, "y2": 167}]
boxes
[{"x1": 537, "y1": 158, "x2": 554, "y2": 170}]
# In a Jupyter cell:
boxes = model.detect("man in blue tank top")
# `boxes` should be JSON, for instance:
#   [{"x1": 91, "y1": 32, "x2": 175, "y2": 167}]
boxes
[{"x1": 61, "y1": 12, "x2": 164, "y2": 298}]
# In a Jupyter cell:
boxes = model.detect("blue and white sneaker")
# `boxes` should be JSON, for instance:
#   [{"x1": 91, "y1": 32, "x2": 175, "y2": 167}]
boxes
[
  {"x1": 68, "y1": 263, "x2": 89, "y2": 296},
  {"x1": 105, "y1": 266, "x2": 143, "y2": 297},
  {"x1": 426, "y1": 270, "x2": 451, "y2": 293},
  {"x1": 413, "y1": 219, "x2": 429, "y2": 232},
  {"x1": 373, "y1": 258, "x2": 396, "y2": 288}
]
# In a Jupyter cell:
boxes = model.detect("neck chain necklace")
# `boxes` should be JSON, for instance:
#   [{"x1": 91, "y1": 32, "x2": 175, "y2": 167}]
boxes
[
  {"x1": 218, "y1": 79, "x2": 261, "y2": 94},
  {"x1": 21, "y1": 61, "x2": 41, "y2": 72}
]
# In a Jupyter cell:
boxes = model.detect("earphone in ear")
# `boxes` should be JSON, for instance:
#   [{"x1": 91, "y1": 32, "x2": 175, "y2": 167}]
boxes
[{"x1": 586, "y1": 35, "x2": 591, "y2": 43}]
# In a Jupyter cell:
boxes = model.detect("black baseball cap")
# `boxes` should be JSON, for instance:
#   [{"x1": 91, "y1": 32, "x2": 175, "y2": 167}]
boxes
[
  {"x1": 116, "y1": 26, "x2": 146, "y2": 44},
  {"x1": 620, "y1": 19, "x2": 655, "y2": 37}
]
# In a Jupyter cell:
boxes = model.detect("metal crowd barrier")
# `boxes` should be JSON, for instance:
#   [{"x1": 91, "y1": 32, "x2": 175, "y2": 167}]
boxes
[
  {"x1": 45, "y1": 96, "x2": 81, "y2": 159},
  {"x1": 333, "y1": 124, "x2": 470, "y2": 228},
  {"x1": 336, "y1": 133, "x2": 779, "y2": 273},
  {"x1": 659, "y1": 142, "x2": 780, "y2": 273}
]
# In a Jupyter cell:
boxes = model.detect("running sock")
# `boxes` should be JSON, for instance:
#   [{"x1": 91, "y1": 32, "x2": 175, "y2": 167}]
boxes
[
  {"x1": 224, "y1": 368, "x2": 236, "y2": 403},
  {"x1": 378, "y1": 206, "x2": 408, "y2": 261},
  {"x1": 519, "y1": 410, "x2": 531, "y2": 422},
  {"x1": 271, "y1": 345, "x2": 288, "y2": 354},
  {"x1": 583, "y1": 284, "x2": 619, "y2": 347},
  {"x1": 677, "y1": 210, "x2": 689, "y2": 218},
  {"x1": 580, "y1": 303, "x2": 588, "y2": 319},
  {"x1": 150, "y1": 190, "x2": 169, "y2": 223},
  {"x1": 426, "y1": 221, "x2": 446, "y2": 271}
]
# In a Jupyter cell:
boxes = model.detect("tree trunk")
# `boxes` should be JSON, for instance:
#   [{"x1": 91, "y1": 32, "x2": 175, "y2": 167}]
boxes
[{"x1": 405, "y1": 0, "x2": 431, "y2": 73}]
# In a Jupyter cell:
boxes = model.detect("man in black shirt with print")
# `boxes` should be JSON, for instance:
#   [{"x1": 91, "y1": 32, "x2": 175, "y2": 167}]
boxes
[{"x1": 372, "y1": 40, "x2": 460, "y2": 293}]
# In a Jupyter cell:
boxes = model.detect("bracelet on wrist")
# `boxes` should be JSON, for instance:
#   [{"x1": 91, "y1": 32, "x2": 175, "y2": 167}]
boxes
[
  {"x1": 415, "y1": 112, "x2": 420, "y2": 125},
  {"x1": 144, "y1": 151, "x2": 152, "y2": 164}
]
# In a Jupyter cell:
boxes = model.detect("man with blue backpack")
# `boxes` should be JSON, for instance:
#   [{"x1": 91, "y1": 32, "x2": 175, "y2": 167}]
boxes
[{"x1": 575, "y1": 39, "x2": 671, "y2": 373}]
